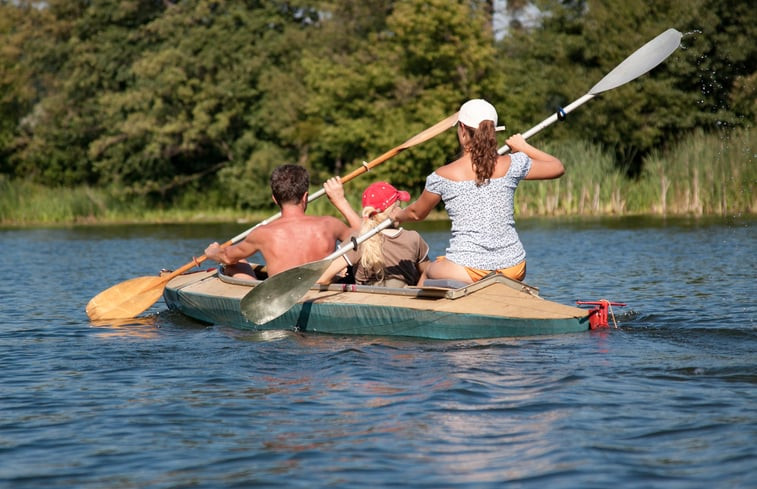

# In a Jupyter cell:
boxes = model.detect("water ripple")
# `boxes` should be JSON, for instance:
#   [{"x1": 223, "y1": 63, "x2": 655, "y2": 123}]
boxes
[{"x1": 1, "y1": 221, "x2": 755, "y2": 488}]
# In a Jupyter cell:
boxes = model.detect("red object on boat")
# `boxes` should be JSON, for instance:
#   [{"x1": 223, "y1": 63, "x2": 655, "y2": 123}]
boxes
[{"x1": 576, "y1": 300, "x2": 627, "y2": 329}]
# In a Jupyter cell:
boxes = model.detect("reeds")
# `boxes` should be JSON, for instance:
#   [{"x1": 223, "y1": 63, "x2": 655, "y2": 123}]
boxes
[
  {"x1": 0, "y1": 177, "x2": 251, "y2": 225},
  {"x1": 639, "y1": 127, "x2": 756, "y2": 216},
  {"x1": 0, "y1": 177, "x2": 108, "y2": 224},
  {"x1": 1, "y1": 128, "x2": 754, "y2": 225},
  {"x1": 515, "y1": 127, "x2": 755, "y2": 217},
  {"x1": 516, "y1": 139, "x2": 628, "y2": 216}
]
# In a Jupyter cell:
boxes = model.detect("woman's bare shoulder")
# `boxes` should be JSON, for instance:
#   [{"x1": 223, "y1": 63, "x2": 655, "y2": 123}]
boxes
[
  {"x1": 435, "y1": 159, "x2": 472, "y2": 181},
  {"x1": 491, "y1": 154, "x2": 512, "y2": 179}
]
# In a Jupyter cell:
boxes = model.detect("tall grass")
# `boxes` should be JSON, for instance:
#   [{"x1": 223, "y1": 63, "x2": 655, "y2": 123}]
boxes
[
  {"x1": 514, "y1": 127, "x2": 755, "y2": 217},
  {"x1": 639, "y1": 127, "x2": 756, "y2": 216},
  {"x1": 516, "y1": 139, "x2": 629, "y2": 216},
  {"x1": 0, "y1": 177, "x2": 258, "y2": 225},
  {"x1": 1, "y1": 128, "x2": 754, "y2": 226},
  {"x1": 0, "y1": 177, "x2": 109, "y2": 224}
]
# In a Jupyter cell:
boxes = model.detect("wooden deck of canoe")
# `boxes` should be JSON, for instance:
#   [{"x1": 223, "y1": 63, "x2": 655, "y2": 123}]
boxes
[{"x1": 163, "y1": 267, "x2": 593, "y2": 340}]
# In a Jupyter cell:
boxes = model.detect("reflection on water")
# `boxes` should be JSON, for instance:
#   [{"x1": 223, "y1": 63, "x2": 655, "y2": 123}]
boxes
[
  {"x1": 217, "y1": 326, "x2": 295, "y2": 343},
  {"x1": 89, "y1": 316, "x2": 160, "y2": 338},
  {"x1": 0, "y1": 217, "x2": 754, "y2": 489}
]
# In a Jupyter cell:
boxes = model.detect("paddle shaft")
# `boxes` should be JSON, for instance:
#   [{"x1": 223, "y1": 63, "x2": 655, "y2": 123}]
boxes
[
  {"x1": 497, "y1": 28, "x2": 681, "y2": 155},
  {"x1": 497, "y1": 94, "x2": 594, "y2": 155},
  {"x1": 324, "y1": 218, "x2": 394, "y2": 263},
  {"x1": 231, "y1": 113, "x2": 456, "y2": 243}
]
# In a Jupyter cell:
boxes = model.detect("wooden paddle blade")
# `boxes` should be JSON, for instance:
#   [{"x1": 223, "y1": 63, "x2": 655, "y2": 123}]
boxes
[
  {"x1": 86, "y1": 275, "x2": 169, "y2": 321},
  {"x1": 241, "y1": 259, "x2": 332, "y2": 325}
]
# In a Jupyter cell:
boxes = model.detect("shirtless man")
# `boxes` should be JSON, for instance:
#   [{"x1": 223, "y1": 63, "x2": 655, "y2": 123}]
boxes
[{"x1": 204, "y1": 164, "x2": 360, "y2": 278}]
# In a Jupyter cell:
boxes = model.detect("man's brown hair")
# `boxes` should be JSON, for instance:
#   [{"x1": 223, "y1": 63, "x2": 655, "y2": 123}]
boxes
[{"x1": 270, "y1": 165, "x2": 310, "y2": 206}]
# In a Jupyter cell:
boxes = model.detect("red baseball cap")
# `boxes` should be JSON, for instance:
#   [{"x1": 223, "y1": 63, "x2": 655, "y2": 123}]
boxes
[{"x1": 362, "y1": 182, "x2": 411, "y2": 213}]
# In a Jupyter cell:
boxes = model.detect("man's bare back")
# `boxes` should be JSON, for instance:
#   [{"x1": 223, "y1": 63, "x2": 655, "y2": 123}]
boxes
[
  {"x1": 232, "y1": 212, "x2": 351, "y2": 276},
  {"x1": 204, "y1": 165, "x2": 360, "y2": 279}
]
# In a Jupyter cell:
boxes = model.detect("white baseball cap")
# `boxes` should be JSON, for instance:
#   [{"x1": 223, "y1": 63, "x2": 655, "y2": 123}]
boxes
[{"x1": 457, "y1": 99, "x2": 506, "y2": 131}]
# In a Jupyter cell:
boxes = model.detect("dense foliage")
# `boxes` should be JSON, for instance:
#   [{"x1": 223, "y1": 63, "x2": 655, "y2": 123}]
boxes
[{"x1": 0, "y1": 0, "x2": 754, "y2": 209}]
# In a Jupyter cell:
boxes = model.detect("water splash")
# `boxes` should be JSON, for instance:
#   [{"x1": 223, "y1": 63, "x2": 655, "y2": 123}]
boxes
[
  {"x1": 679, "y1": 29, "x2": 703, "y2": 50},
  {"x1": 682, "y1": 29, "x2": 703, "y2": 37}
]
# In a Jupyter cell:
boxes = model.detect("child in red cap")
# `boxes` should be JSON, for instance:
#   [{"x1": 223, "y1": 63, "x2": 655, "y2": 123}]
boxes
[{"x1": 318, "y1": 181, "x2": 430, "y2": 287}]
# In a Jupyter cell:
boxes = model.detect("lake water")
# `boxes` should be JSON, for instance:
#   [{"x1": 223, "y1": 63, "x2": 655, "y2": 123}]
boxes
[{"x1": 1, "y1": 217, "x2": 755, "y2": 488}]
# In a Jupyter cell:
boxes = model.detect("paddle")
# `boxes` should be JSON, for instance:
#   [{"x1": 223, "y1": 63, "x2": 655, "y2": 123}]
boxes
[
  {"x1": 497, "y1": 28, "x2": 682, "y2": 154},
  {"x1": 241, "y1": 218, "x2": 394, "y2": 325},
  {"x1": 85, "y1": 113, "x2": 458, "y2": 321}
]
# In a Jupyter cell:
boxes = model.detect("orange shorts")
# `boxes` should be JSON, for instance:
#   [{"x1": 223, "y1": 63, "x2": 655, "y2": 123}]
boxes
[{"x1": 436, "y1": 256, "x2": 527, "y2": 282}]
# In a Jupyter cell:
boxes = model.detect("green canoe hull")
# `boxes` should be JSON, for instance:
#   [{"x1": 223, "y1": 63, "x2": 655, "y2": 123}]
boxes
[{"x1": 164, "y1": 270, "x2": 591, "y2": 340}]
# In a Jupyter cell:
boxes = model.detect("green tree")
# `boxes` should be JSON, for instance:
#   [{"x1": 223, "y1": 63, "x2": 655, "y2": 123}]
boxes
[
  {"x1": 92, "y1": 1, "x2": 324, "y2": 208},
  {"x1": 294, "y1": 0, "x2": 505, "y2": 191},
  {"x1": 10, "y1": 0, "x2": 164, "y2": 185},
  {"x1": 0, "y1": 2, "x2": 36, "y2": 174},
  {"x1": 2, "y1": 0, "x2": 751, "y2": 212},
  {"x1": 214, "y1": 1, "x2": 322, "y2": 209},
  {"x1": 673, "y1": 0, "x2": 756, "y2": 129}
]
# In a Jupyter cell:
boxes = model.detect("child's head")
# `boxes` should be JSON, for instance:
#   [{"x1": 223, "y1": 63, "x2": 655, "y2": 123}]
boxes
[{"x1": 361, "y1": 182, "x2": 410, "y2": 217}]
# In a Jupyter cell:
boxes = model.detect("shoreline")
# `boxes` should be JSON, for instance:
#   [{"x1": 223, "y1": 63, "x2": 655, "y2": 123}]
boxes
[{"x1": 2, "y1": 211, "x2": 753, "y2": 230}]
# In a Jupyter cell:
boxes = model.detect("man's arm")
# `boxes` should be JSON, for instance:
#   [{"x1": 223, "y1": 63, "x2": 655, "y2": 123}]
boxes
[
  {"x1": 324, "y1": 177, "x2": 362, "y2": 230},
  {"x1": 204, "y1": 233, "x2": 260, "y2": 265},
  {"x1": 331, "y1": 218, "x2": 355, "y2": 243},
  {"x1": 391, "y1": 190, "x2": 441, "y2": 224}
]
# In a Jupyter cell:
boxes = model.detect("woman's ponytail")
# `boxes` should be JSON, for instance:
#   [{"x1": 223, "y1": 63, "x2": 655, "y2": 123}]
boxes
[{"x1": 469, "y1": 119, "x2": 498, "y2": 185}]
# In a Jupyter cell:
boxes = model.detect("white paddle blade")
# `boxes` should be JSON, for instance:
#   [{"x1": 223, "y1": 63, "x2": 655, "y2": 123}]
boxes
[
  {"x1": 497, "y1": 28, "x2": 682, "y2": 155},
  {"x1": 241, "y1": 259, "x2": 332, "y2": 325},
  {"x1": 590, "y1": 28, "x2": 682, "y2": 94}
]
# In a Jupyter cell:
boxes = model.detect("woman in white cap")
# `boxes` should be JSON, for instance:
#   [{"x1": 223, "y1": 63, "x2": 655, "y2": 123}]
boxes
[
  {"x1": 390, "y1": 99, "x2": 564, "y2": 285},
  {"x1": 318, "y1": 181, "x2": 431, "y2": 287}
]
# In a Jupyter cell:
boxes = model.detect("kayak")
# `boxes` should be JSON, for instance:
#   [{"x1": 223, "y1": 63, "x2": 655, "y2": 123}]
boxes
[{"x1": 163, "y1": 266, "x2": 606, "y2": 340}]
